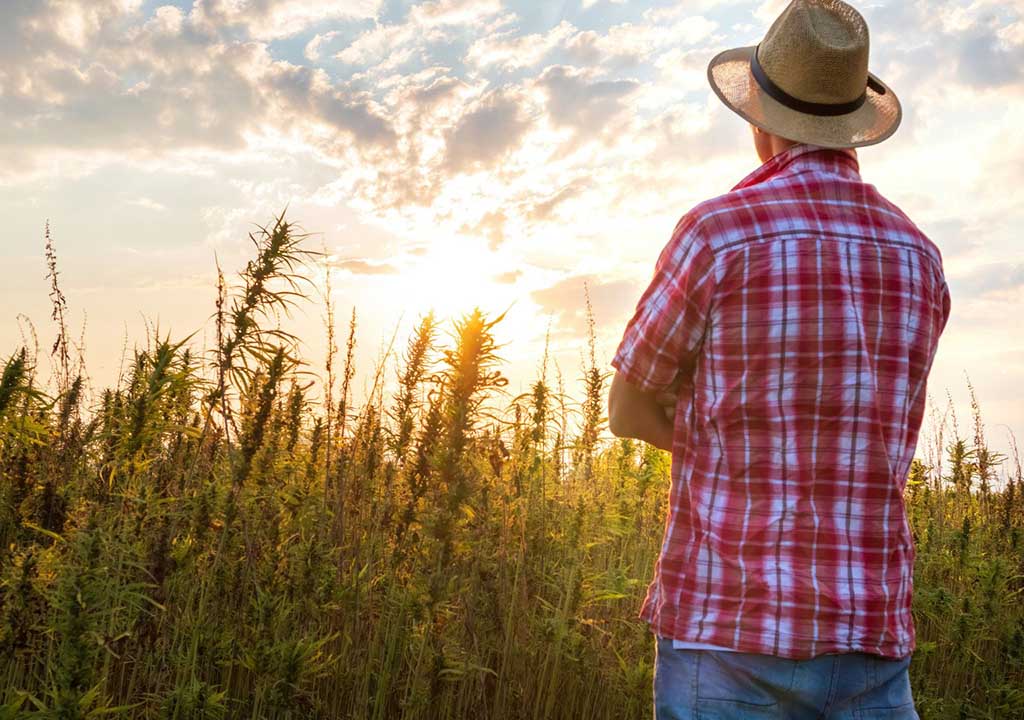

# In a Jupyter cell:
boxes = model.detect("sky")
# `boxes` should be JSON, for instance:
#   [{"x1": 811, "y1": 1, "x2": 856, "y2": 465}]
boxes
[{"x1": 1, "y1": 0, "x2": 1022, "y2": 474}]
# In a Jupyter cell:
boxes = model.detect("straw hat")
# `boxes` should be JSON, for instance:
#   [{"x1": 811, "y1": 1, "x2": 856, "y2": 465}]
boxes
[{"x1": 707, "y1": 0, "x2": 901, "y2": 149}]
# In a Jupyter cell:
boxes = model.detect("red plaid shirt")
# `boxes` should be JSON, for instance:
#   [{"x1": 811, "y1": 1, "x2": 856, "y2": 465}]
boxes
[{"x1": 611, "y1": 143, "x2": 951, "y2": 659}]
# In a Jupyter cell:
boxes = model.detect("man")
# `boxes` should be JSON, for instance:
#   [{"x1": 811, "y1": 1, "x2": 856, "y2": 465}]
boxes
[{"x1": 607, "y1": 1, "x2": 951, "y2": 718}]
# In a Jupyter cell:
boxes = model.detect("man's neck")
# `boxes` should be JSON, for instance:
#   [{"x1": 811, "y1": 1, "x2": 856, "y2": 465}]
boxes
[{"x1": 773, "y1": 136, "x2": 801, "y2": 157}]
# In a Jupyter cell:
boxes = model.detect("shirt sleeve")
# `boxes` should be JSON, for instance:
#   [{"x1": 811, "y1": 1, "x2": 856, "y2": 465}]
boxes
[
  {"x1": 938, "y1": 277, "x2": 951, "y2": 334},
  {"x1": 610, "y1": 214, "x2": 717, "y2": 394}
]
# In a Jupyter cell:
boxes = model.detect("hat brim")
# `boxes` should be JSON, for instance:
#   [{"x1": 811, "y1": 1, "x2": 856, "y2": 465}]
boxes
[{"x1": 707, "y1": 46, "x2": 902, "y2": 149}]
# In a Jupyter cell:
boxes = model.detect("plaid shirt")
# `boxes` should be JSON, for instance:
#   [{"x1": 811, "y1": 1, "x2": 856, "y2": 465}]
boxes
[{"x1": 611, "y1": 143, "x2": 951, "y2": 659}]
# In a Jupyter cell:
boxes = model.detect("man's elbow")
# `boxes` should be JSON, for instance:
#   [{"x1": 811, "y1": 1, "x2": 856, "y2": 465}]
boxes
[
  {"x1": 607, "y1": 379, "x2": 633, "y2": 438},
  {"x1": 608, "y1": 402, "x2": 628, "y2": 438}
]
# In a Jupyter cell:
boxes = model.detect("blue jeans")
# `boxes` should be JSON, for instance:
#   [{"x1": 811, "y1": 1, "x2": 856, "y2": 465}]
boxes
[{"x1": 653, "y1": 638, "x2": 919, "y2": 719}]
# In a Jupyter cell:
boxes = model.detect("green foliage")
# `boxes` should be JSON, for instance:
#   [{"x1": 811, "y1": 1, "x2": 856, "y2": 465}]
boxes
[
  {"x1": 1, "y1": 212, "x2": 1020, "y2": 720},
  {"x1": 907, "y1": 401, "x2": 1024, "y2": 720}
]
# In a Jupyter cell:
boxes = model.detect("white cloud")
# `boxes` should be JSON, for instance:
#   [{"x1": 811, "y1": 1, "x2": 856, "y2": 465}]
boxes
[
  {"x1": 127, "y1": 197, "x2": 168, "y2": 211},
  {"x1": 145, "y1": 5, "x2": 184, "y2": 35},
  {"x1": 467, "y1": 21, "x2": 577, "y2": 71},
  {"x1": 335, "y1": 23, "x2": 418, "y2": 66},
  {"x1": 190, "y1": 0, "x2": 384, "y2": 40},
  {"x1": 536, "y1": 65, "x2": 640, "y2": 132},
  {"x1": 581, "y1": 0, "x2": 627, "y2": 8},
  {"x1": 1000, "y1": 20, "x2": 1024, "y2": 46},
  {"x1": 753, "y1": 0, "x2": 789, "y2": 25},
  {"x1": 46, "y1": 0, "x2": 144, "y2": 48},
  {"x1": 304, "y1": 31, "x2": 339, "y2": 61},
  {"x1": 335, "y1": 0, "x2": 509, "y2": 70},
  {"x1": 408, "y1": 0, "x2": 504, "y2": 27}
]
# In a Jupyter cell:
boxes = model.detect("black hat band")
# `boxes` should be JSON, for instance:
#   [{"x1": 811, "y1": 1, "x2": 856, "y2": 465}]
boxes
[{"x1": 749, "y1": 44, "x2": 885, "y2": 117}]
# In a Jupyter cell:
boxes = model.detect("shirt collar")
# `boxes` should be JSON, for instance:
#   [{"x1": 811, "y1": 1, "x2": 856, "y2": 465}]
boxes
[{"x1": 731, "y1": 143, "x2": 861, "y2": 191}]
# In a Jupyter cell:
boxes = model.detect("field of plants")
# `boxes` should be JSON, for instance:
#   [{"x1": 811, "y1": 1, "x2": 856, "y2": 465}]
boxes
[{"x1": 1, "y1": 214, "x2": 1022, "y2": 719}]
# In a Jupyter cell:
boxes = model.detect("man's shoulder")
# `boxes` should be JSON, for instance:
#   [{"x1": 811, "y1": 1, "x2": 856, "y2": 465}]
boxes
[
  {"x1": 855, "y1": 186, "x2": 947, "y2": 274},
  {"x1": 671, "y1": 180, "x2": 803, "y2": 254},
  {"x1": 678, "y1": 175, "x2": 945, "y2": 272},
  {"x1": 669, "y1": 188, "x2": 757, "y2": 244}
]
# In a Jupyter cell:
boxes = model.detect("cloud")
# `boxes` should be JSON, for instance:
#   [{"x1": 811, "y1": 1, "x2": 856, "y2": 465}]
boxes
[
  {"x1": 443, "y1": 92, "x2": 531, "y2": 172},
  {"x1": 3, "y1": 0, "x2": 1023, "y2": 261},
  {"x1": 495, "y1": 270, "x2": 523, "y2": 284},
  {"x1": 312, "y1": 90, "x2": 396, "y2": 146},
  {"x1": 146, "y1": 5, "x2": 185, "y2": 36},
  {"x1": 866, "y1": 2, "x2": 1024, "y2": 93},
  {"x1": 304, "y1": 31, "x2": 340, "y2": 61},
  {"x1": 531, "y1": 274, "x2": 639, "y2": 335},
  {"x1": 335, "y1": 0, "x2": 507, "y2": 69},
  {"x1": 467, "y1": 20, "x2": 576, "y2": 71},
  {"x1": 408, "y1": 0, "x2": 505, "y2": 28},
  {"x1": 952, "y1": 262, "x2": 1024, "y2": 299},
  {"x1": 753, "y1": 0, "x2": 789, "y2": 25},
  {"x1": 569, "y1": 7, "x2": 718, "y2": 68},
  {"x1": 335, "y1": 22, "x2": 417, "y2": 67},
  {"x1": 537, "y1": 66, "x2": 640, "y2": 133},
  {"x1": 127, "y1": 197, "x2": 167, "y2": 211},
  {"x1": 190, "y1": 0, "x2": 384, "y2": 41},
  {"x1": 1001, "y1": 20, "x2": 1024, "y2": 46},
  {"x1": 525, "y1": 179, "x2": 591, "y2": 223},
  {"x1": 465, "y1": 8, "x2": 718, "y2": 75},
  {"x1": 0, "y1": 8, "x2": 398, "y2": 182},
  {"x1": 335, "y1": 258, "x2": 399, "y2": 275},
  {"x1": 956, "y1": 22, "x2": 1024, "y2": 88},
  {"x1": 463, "y1": 211, "x2": 509, "y2": 251}
]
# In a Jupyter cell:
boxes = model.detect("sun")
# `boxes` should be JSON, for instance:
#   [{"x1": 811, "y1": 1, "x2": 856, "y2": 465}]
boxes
[{"x1": 391, "y1": 237, "x2": 513, "y2": 321}]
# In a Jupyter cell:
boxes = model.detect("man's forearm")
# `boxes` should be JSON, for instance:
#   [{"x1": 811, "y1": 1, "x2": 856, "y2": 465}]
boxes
[
  {"x1": 608, "y1": 373, "x2": 675, "y2": 452},
  {"x1": 624, "y1": 409, "x2": 673, "y2": 452}
]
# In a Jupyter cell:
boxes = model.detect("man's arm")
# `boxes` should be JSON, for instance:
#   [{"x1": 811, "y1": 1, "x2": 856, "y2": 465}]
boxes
[
  {"x1": 608, "y1": 214, "x2": 715, "y2": 453},
  {"x1": 608, "y1": 371, "x2": 674, "y2": 452}
]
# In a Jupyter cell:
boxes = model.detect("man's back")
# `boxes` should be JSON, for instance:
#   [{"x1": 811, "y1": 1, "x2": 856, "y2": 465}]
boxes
[{"x1": 611, "y1": 142, "x2": 951, "y2": 659}]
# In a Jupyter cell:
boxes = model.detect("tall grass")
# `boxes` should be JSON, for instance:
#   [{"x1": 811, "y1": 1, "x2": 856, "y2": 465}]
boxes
[{"x1": 0, "y1": 213, "x2": 1021, "y2": 720}]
